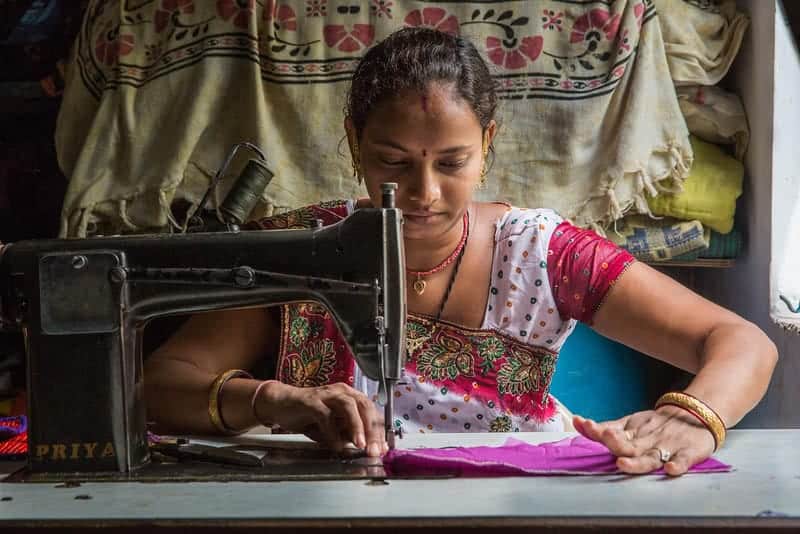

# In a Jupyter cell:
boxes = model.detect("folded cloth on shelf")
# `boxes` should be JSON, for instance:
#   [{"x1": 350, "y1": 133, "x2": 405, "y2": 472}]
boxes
[
  {"x1": 608, "y1": 215, "x2": 709, "y2": 262},
  {"x1": 673, "y1": 227, "x2": 742, "y2": 261},
  {"x1": 0, "y1": 415, "x2": 26, "y2": 459},
  {"x1": 647, "y1": 135, "x2": 743, "y2": 234},
  {"x1": 56, "y1": 0, "x2": 691, "y2": 236},
  {"x1": 677, "y1": 85, "x2": 749, "y2": 160},
  {"x1": 655, "y1": 0, "x2": 749, "y2": 86},
  {"x1": 383, "y1": 436, "x2": 731, "y2": 476}
]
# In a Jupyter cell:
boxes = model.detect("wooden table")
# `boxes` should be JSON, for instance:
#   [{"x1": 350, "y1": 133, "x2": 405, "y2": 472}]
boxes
[{"x1": 1, "y1": 430, "x2": 798, "y2": 532}]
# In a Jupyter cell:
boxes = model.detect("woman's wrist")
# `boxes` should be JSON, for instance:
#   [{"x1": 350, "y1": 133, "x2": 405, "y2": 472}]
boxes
[
  {"x1": 251, "y1": 380, "x2": 285, "y2": 426},
  {"x1": 209, "y1": 369, "x2": 253, "y2": 435},
  {"x1": 655, "y1": 391, "x2": 727, "y2": 451}
]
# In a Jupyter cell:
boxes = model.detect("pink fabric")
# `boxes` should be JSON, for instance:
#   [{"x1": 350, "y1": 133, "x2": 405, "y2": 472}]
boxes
[{"x1": 384, "y1": 436, "x2": 731, "y2": 476}]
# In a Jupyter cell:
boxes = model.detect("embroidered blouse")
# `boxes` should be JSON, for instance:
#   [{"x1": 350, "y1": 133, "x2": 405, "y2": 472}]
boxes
[{"x1": 247, "y1": 200, "x2": 635, "y2": 434}]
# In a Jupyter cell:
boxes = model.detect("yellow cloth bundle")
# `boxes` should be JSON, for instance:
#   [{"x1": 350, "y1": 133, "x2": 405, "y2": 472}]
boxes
[{"x1": 647, "y1": 136, "x2": 743, "y2": 234}]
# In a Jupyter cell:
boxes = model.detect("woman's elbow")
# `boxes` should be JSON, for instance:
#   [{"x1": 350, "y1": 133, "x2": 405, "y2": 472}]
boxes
[{"x1": 741, "y1": 319, "x2": 779, "y2": 380}]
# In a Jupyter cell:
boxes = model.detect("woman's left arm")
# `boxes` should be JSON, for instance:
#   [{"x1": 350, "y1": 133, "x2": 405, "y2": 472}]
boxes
[{"x1": 575, "y1": 261, "x2": 778, "y2": 475}]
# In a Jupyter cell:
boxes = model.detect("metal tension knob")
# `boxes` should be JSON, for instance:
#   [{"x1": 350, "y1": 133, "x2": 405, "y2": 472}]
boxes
[
  {"x1": 232, "y1": 266, "x2": 256, "y2": 288},
  {"x1": 381, "y1": 182, "x2": 398, "y2": 209}
]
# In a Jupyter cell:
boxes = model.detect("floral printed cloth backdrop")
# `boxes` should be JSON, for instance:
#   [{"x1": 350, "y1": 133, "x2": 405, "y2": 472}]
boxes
[{"x1": 55, "y1": 0, "x2": 691, "y2": 237}]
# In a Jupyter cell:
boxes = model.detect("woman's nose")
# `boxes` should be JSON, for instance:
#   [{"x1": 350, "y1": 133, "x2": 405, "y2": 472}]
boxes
[{"x1": 406, "y1": 164, "x2": 441, "y2": 206}]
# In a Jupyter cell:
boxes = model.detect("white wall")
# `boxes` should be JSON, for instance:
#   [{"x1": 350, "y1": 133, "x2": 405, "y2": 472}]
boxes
[{"x1": 695, "y1": 0, "x2": 799, "y2": 428}]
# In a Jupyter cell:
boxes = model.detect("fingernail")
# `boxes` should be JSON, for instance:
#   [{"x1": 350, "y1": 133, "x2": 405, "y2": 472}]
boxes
[
  {"x1": 382, "y1": 443, "x2": 389, "y2": 454},
  {"x1": 368, "y1": 442, "x2": 380, "y2": 457},
  {"x1": 356, "y1": 434, "x2": 366, "y2": 449}
]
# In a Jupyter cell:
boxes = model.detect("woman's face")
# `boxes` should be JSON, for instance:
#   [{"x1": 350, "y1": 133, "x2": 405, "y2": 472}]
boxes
[{"x1": 348, "y1": 83, "x2": 496, "y2": 241}]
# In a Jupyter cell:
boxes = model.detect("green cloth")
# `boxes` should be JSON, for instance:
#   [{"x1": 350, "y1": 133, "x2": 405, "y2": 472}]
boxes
[{"x1": 647, "y1": 135, "x2": 743, "y2": 234}]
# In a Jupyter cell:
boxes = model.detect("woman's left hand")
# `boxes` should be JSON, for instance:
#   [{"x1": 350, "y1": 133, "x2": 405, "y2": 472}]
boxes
[{"x1": 573, "y1": 405, "x2": 716, "y2": 476}]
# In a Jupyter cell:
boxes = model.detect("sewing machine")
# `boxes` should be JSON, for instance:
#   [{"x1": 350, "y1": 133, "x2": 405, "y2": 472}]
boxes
[{"x1": 0, "y1": 169, "x2": 406, "y2": 474}]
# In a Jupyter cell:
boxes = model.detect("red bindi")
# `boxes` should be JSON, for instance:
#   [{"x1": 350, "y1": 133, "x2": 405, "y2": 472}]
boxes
[{"x1": 420, "y1": 94, "x2": 428, "y2": 113}]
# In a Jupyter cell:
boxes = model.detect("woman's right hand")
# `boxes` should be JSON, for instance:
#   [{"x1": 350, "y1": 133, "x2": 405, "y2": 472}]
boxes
[{"x1": 254, "y1": 381, "x2": 387, "y2": 457}]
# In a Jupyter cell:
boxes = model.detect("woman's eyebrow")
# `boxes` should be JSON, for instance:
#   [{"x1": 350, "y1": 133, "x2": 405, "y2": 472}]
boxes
[
  {"x1": 372, "y1": 140, "x2": 409, "y2": 152},
  {"x1": 372, "y1": 141, "x2": 473, "y2": 154},
  {"x1": 437, "y1": 145, "x2": 472, "y2": 155}
]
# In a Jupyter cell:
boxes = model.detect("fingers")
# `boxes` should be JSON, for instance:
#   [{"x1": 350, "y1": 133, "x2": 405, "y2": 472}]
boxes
[
  {"x1": 616, "y1": 447, "x2": 666, "y2": 474},
  {"x1": 327, "y1": 394, "x2": 366, "y2": 449},
  {"x1": 355, "y1": 394, "x2": 387, "y2": 457},
  {"x1": 574, "y1": 415, "x2": 639, "y2": 457},
  {"x1": 577, "y1": 411, "x2": 717, "y2": 476},
  {"x1": 317, "y1": 383, "x2": 385, "y2": 457},
  {"x1": 309, "y1": 400, "x2": 343, "y2": 450},
  {"x1": 663, "y1": 448, "x2": 706, "y2": 477}
]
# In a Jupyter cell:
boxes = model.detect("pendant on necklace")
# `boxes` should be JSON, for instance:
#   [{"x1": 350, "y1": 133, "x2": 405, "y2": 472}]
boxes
[{"x1": 413, "y1": 277, "x2": 427, "y2": 295}]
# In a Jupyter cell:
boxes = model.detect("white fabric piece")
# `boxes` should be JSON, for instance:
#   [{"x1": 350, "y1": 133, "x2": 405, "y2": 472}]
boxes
[
  {"x1": 655, "y1": 0, "x2": 749, "y2": 86},
  {"x1": 769, "y1": 3, "x2": 800, "y2": 334},
  {"x1": 676, "y1": 85, "x2": 749, "y2": 160},
  {"x1": 771, "y1": 196, "x2": 800, "y2": 333}
]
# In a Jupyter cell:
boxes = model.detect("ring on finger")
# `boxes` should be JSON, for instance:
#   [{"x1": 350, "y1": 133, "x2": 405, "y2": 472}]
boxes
[{"x1": 652, "y1": 447, "x2": 671, "y2": 463}]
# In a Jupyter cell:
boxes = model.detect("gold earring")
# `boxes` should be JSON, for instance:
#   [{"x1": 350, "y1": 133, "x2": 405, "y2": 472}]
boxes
[
  {"x1": 478, "y1": 137, "x2": 490, "y2": 188},
  {"x1": 351, "y1": 138, "x2": 363, "y2": 184}
]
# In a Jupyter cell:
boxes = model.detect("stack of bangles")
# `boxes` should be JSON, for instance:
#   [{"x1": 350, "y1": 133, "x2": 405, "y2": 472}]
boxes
[
  {"x1": 208, "y1": 369, "x2": 280, "y2": 435},
  {"x1": 655, "y1": 391, "x2": 727, "y2": 452}
]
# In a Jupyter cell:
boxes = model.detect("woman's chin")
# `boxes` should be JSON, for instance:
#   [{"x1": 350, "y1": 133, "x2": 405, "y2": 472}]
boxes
[{"x1": 402, "y1": 214, "x2": 448, "y2": 238}]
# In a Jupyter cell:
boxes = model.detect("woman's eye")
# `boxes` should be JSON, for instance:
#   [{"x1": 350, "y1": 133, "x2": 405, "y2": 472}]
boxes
[
  {"x1": 440, "y1": 159, "x2": 467, "y2": 169},
  {"x1": 380, "y1": 158, "x2": 406, "y2": 166}
]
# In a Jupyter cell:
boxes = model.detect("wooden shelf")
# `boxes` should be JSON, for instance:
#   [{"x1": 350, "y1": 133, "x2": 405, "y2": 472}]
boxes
[{"x1": 645, "y1": 259, "x2": 735, "y2": 268}]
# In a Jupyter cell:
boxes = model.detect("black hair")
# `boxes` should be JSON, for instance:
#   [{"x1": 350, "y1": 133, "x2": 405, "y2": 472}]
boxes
[{"x1": 346, "y1": 27, "x2": 497, "y2": 138}]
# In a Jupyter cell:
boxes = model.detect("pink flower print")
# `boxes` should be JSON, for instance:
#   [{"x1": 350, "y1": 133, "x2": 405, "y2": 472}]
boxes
[
  {"x1": 154, "y1": 0, "x2": 195, "y2": 33},
  {"x1": 323, "y1": 24, "x2": 375, "y2": 52},
  {"x1": 634, "y1": 2, "x2": 645, "y2": 28},
  {"x1": 262, "y1": 0, "x2": 276, "y2": 22},
  {"x1": 217, "y1": 0, "x2": 256, "y2": 30},
  {"x1": 404, "y1": 8, "x2": 459, "y2": 35},
  {"x1": 371, "y1": 0, "x2": 393, "y2": 19},
  {"x1": 486, "y1": 35, "x2": 543, "y2": 70},
  {"x1": 95, "y1": 22, "x2": 135, "y2": 66},
  {"x1": 264, "y1": 3, "x2": 298, "y2": 31},
  {"x1": 570, "y1": 8, "x2": 621, "y2": 44},
  {"x1": 618, "y1": 28, "x2": 631, "y2": 53},
  {"x1": 541, "y1": 9, "x2": 564, "y2": 31},
  {"x1": 305, "y1": 0, "x2": 327, "y2": 17}
]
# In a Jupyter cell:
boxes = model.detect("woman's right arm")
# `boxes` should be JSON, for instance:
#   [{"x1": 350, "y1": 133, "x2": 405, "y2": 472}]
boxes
[{"x1": 144, "y1": 307, "x2": 387, "y2": 455}]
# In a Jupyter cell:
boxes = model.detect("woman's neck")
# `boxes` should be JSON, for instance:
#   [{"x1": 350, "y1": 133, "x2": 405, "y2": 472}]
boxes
[
  {"x1": 354, "y1": 197, "x2": 474, "y2": 271},
  {"x1": 404, "y1": 208, "x2": 469, "y2": 272}
]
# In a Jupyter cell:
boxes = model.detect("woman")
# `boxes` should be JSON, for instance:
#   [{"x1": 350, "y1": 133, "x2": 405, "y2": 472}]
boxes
[{"x1": 145, "y1": 27, "x2": 777, "y2": 476}]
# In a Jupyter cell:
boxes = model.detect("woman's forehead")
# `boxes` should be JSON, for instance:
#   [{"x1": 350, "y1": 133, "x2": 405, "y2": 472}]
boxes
[{"x1": 363, "y1": 84, "x2": 482, "y2": 145}]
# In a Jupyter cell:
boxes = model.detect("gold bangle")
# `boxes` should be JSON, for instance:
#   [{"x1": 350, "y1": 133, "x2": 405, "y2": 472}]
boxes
[
  {"x1": 208, "y1": 369, "x2": 252, "y2": 435},
  {"x1": 655, "y1": 391, "x2": 727, "y2": 452}
]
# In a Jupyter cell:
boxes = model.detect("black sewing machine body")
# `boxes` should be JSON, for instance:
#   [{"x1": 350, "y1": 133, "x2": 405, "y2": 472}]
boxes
[{"x1": 0, "y1": 203, "x2": 406, "y2": 474}]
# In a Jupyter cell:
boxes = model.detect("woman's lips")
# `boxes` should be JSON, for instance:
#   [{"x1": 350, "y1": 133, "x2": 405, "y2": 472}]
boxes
[{"x1": 404, "y1": 212, "x2": 444, "y2": 225}]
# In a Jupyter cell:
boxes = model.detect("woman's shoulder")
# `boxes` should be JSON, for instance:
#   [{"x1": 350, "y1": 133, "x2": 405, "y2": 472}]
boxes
[{"x1": 487, "y1": 203, "x2": 565, "y2": 242}]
